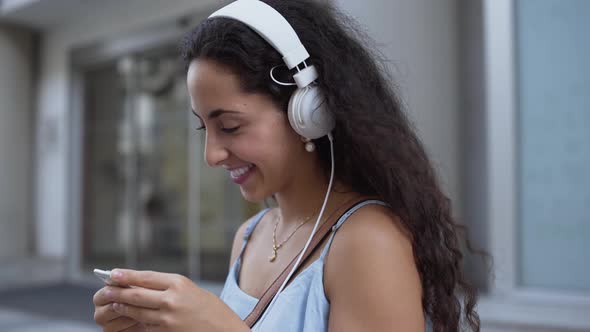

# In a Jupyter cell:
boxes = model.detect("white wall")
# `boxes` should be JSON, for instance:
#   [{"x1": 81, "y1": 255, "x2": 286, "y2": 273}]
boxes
[
  {"x1": 0, "y1": 25, "x2": 34, "y2": 259},
  {"x1": 333, "y1": 0, "x2": 462, "y2": 213},
  {"x1": 35, "y1": 0, "x2": 226, "y2": 258}
]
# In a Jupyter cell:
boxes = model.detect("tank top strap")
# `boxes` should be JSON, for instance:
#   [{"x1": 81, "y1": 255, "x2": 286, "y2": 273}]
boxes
[
  {"x1": 238, "y1": 208, "x2": 272, "y2": 256},
  {"x1": 320, "y1": 199, "x2": 389, "y2": 259}
]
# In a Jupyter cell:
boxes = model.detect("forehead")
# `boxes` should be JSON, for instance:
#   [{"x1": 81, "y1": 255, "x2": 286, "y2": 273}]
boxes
[
  {"x1": 186, "y1": 59, "x2": 281, "y2": 120},
  {"x1": 187, "y1": 59, "x2": 244, "y2": 106}
]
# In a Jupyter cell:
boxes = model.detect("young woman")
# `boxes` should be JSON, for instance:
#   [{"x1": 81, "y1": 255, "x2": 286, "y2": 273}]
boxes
[{"x1": 93, "y1": 0, "x2": 481, "y2": 331}]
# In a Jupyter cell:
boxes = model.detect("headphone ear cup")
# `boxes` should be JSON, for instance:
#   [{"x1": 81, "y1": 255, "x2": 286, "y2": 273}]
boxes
[{"x1": 288, "y1": 86, "x2": 334, "y2": 139}]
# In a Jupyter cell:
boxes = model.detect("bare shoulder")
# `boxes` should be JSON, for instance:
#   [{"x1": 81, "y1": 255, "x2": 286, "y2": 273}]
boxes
[
  {"x1": 324, "y1": 204, "x2": 415, "y2": 282},
  {"x1": 324, "y1": 203, "x2": 425, "y2": 331},
  {"x1": 228, "y1": 212, "x2": 259, "y2": 268}
]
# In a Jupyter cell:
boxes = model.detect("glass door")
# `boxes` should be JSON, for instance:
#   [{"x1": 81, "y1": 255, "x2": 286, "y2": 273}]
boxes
[{"x1": 79, "y1": 46, "x2": 258, "y2": 281}]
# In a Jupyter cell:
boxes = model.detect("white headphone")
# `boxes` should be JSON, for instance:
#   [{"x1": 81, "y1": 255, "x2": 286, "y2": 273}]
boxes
[{"x1": 209, "y1": 0, "x2": 335, "y2": 140}]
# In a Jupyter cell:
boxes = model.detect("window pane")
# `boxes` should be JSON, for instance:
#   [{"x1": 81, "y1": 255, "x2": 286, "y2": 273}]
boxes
[{"x1": 517, "y1": 0, "x2": 590, "y2": 291}]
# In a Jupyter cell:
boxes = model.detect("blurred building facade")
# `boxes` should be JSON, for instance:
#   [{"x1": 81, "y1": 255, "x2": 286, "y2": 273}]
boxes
[{"x1": 0, "y1": 0, "x2": 588, "y2": 331}]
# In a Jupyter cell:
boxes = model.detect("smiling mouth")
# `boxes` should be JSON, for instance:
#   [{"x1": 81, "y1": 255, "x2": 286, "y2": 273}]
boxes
[{"x1": 229, "y1": 164, "x2": 255, "y2": 184}]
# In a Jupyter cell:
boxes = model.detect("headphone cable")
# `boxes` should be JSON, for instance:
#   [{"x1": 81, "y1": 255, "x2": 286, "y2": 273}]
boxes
[{"x1": 256, "y1": 132, "x2": 335, "y2": 329}]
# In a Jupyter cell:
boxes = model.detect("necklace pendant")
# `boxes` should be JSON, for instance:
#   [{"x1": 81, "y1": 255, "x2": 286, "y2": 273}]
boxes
[{"x1": 269, "y1": 249, "x2": 277, "y2": 262}]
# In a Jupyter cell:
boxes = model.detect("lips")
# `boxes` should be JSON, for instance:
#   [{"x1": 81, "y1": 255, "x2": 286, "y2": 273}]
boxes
[{"x1": 229, "y1": 164, "x2": 255, "y2": 184}]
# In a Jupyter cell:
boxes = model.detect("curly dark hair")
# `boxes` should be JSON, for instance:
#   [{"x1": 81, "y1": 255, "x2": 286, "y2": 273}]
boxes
[{"x1": 180, "y1": 0, "x2": 484, "y2": 330}]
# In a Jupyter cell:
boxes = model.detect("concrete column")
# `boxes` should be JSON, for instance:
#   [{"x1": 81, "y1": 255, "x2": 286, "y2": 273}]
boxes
[{"x1": 0, "y1": 24, "x2": 34, "y2": 259}]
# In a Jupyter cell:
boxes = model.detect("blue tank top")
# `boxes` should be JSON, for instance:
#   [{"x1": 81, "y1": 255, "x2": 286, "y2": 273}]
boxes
[{"x1": 219, "y1": 199, "x2": 432, "y2": 331}]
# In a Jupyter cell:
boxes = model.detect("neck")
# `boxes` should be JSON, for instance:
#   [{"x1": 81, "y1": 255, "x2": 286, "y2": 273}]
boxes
[
  {"x1": 273, "y1": 161, "x2": 354, "y2": 226},
  {"x1": 274, "y1": 184, "x2": 326, "y2": 226}
]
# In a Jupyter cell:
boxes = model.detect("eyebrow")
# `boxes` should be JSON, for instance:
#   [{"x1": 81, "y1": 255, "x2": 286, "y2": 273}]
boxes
[{"x1": 191, "y1": 108, "x2": 241, "y2": 120}]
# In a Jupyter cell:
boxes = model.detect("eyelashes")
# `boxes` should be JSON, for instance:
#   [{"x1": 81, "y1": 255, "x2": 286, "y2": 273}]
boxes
[
  {"x1": 192, "y1": 111, "x2": 240, "y2": 134},
  {"x1": 221, "y1": 126, "x2": 240, "y2": 134},
  {"x1": 194, "y1": 126, "x2": 240, "y2": 134}
]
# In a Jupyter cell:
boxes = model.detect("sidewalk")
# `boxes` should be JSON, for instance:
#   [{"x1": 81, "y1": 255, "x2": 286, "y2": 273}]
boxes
[
  {"x1": 0, "y1": 282, "x2": 100, "y2": 332},
  {"x1": 0, "y1": 308, "x2": 98, "y2": 332},
  {"x1": 0, "y1": 259, "x2": 225, "y2": 331}
]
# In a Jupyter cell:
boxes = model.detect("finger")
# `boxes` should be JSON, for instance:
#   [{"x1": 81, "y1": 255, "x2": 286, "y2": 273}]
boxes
[
  {"x1": 109, "y1": 286, "x2": 165, "y2": 309},
  {"x1": 116, "y1": 322, "x2": 147, "y2": 332},
  {"x1": 142, "y1": 324, "x2": 165, "y2": 332},
  {"x1": 111, "y1": 269, "x2": 177, "y2": 291},
  {"x1": 94, "y1": 285, "x2": 130, "y2": 306},
  {"x1": 130, "y1": 323, "x2": 160, "y2": 332},
  {"x1": 103, "y1": 316, "x2": 139, "y2": 332},
  {"x1": 113, "y1": 303, "x2": 164, "y2": 326},
  {"x1": 94, "y1": 286, "x2": 113, "y2": 306},
  {"x1": 94, "y1": 303, "x2": 121, "y2": 324}
]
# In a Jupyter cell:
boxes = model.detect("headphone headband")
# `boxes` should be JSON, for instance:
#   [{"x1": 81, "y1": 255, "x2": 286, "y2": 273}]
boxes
[
  {"x1": 209, "y1": 0, "x2": 310, "y2": 69},
  {"x1": 209, "y1": 0, "x2": 334, "y2": 139}
]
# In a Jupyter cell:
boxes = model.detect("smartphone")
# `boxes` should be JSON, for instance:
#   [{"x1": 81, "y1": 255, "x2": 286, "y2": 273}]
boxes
[{"x1": 93, "y1": 268, "x2": 129, "y2": 287}]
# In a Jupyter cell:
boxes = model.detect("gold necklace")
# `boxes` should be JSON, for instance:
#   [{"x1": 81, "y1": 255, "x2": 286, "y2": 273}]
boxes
[{"x1": 269, "y1": 211, "x2": 314, "y2": 262}]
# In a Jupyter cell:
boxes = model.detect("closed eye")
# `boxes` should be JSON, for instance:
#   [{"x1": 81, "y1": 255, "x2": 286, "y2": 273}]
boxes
[{"x1": 221, "y1": 126, "x2": 240, "y2": 134}]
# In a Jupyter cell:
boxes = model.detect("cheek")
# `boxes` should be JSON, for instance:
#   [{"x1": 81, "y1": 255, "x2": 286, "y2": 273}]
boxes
[
  {"x1": 232, "y1": 139, "x2": 289, "y2": 167},
  {"x1": 230, "y1": 112, "x2": 303, "y2": 170},
  {"x1": 262, "y1": 123, "x2": 302, "y2": 162},
  {"x1": 233, "y1": 129, "x2": 300, "y2": 171},
  {"x1": 260, "y1": 138, "x2": 304, "y2": 177}
]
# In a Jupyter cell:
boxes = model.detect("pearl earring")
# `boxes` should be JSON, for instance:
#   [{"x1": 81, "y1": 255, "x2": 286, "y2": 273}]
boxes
[{"x1": 304, "y1": 138, "x2": 316, "y2": 152}]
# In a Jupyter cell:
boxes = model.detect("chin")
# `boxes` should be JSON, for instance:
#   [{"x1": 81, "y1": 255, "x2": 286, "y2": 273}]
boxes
[
  {"x1": 239, "y1": 186, "x2": 268, "y2": 204},
  {"x1": 235, "y1": 169, "x2": 274, "y2": 202}
]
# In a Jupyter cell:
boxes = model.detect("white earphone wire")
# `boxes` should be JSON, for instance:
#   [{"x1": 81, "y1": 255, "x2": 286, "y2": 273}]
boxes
[
  {"x1": 270, "y1": 65, "x2": 298, "y2": 86},
  {"x1": 255, "y1": 132, "x2": 335, "y2": 330}
]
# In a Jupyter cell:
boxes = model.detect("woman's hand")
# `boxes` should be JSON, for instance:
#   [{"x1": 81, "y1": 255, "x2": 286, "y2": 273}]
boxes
[
  {"x1": 94, "y1": 269, "x2": 249, "y2": 332},
  {"x1": 93, "y1": 286, "x2": 144, "y2": 332}
]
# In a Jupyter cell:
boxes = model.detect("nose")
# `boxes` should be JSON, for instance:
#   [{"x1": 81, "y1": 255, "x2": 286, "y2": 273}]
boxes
[{"x1": 204, "y1": 133, "x2": 229, "y2": 167}]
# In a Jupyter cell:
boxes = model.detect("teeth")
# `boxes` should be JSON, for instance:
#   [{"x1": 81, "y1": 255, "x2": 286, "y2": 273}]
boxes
[{"x1": 230, "y1": 164, "x2": 254, "y2": 179}]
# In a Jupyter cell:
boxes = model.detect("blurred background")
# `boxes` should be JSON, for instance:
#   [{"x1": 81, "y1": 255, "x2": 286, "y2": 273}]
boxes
[{"x1": 0, "y1": 0, "x2": 588, "y2": 331}]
